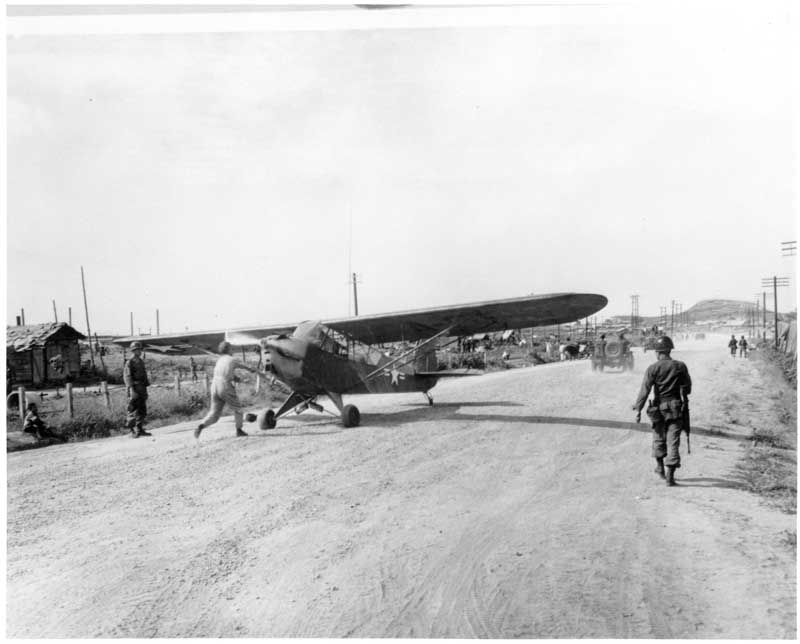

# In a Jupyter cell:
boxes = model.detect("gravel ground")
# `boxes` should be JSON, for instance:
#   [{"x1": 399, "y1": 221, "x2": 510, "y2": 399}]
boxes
[{"x1": 6, "y1": 335, "x2": 796, "y2": 638}]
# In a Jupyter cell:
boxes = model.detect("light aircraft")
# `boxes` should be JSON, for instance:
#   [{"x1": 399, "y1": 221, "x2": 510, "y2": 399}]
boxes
[{"x1": 113, "y1": 292, "x2": 607, "y2": 429}]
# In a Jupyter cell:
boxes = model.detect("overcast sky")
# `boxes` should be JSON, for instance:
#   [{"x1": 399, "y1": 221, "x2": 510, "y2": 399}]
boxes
[{"x1": 6, "y1": 2, "x2": 797, "y2": 335}]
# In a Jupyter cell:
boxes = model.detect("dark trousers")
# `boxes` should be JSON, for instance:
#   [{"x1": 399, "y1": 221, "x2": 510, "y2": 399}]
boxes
[
  {"x1": 652, "y1": 419, "x2": 682, "y2": 468},
  {"x1": 126, "y1": 386, "x2": 148, "y2": 429}
]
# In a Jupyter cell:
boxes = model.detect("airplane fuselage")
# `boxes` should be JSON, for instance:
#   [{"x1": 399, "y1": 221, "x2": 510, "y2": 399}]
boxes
[{"x1": 265, "y1": 335, "x2": 438, "y2": 397}]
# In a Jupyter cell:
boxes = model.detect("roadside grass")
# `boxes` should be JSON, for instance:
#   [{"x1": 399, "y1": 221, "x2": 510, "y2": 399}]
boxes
[
  {"x1": 7, "y1": 383, "x2": 285, "y2": 446},
  {"x1": 734, "y1": 348, "x2": 797, "y2": 515}
]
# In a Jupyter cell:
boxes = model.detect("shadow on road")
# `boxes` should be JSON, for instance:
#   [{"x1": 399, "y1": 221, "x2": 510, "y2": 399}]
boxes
[
  {"x1": 677, "y1": 477, "x2": 745, "y2": 490},
  {"x1": 367, "y1": 405, "x2": 748, "y2": 444}
]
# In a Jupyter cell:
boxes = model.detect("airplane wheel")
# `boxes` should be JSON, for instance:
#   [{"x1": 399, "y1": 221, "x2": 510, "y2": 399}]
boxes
[
  {"x1": 342, "y1": 404, "x2": 360, "y2": 428},
  {"x1": 257, "y1": 408, "x2": 277, "y2": 430}
]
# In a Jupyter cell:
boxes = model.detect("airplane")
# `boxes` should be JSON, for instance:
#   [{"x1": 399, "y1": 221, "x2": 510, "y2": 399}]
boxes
[{"x1": 113, "y1": 292, "x2": 607, "y2": 430}]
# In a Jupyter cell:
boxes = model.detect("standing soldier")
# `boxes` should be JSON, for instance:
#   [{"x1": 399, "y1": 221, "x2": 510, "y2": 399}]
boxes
[
  {"x1": 189, "y1": 356, "x2": 198, "y2": 382},
  {"x1": 632, "y1": 335, "x2": 692, "y2": 487},
  {"x1": 124, "y1": 341, "x2": 152, "y2": 438},
  {"x1": 739, "y1": 335, "x2": 748, "y2": 358}
]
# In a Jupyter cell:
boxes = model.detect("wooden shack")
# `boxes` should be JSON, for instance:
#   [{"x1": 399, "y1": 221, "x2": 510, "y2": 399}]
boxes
[{"x1": 6, "y1": 323, "x2": 86, "y2": 386}]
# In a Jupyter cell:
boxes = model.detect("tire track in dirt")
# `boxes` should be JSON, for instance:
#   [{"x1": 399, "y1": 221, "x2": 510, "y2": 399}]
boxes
[{"x1": 6, "y1": 341, "x2": 795, "y2": 638}]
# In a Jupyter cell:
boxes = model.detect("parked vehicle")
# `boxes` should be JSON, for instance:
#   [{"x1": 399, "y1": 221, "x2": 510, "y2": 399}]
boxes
[{"x1": 592, "y1": 337, "x2": 633, "y2": 371}]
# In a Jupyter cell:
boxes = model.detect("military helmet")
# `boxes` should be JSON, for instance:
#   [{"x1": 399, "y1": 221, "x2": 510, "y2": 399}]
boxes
[
  {"x1": 218, "y1": 340, "x2": 232, "y2": 354},
  {"x1": 654, "y1": 336, "x2": 674, "y2": 352},
  {"x1": 130, "y1": 341, "x2": 143, "y2": 351}
]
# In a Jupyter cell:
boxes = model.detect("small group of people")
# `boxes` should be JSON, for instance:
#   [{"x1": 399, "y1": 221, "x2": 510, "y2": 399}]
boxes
[
  {"x1": 123, "y1": 340, "x2": 263, "y2": 440},
  {"x1": 119, "y1": 332, "x2": 695, "y2": 490},
  {"x1": 728, "y1": 334, "x2": 748, "y2": 358}
]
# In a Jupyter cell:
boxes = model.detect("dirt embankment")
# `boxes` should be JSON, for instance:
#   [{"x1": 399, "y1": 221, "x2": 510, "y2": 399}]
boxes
[{"x1": 6, "y1": 336, "x2": 796, "y2": 638}]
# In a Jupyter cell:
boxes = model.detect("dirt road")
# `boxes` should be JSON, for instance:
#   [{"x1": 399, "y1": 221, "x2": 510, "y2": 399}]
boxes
[{"x1": 6, "y1": 336, "x2": 796, "y2": 638}]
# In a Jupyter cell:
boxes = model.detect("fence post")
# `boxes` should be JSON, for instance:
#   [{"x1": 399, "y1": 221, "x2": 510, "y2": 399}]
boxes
[
  {"x1": 203, "y1": 373, "x2": 210, "y2": 394},
  {"x1": 17, "y1": 386, "x2": 26, "y2": 427},
  {"x1": 66, "y1": 383, "x2": 74, "y2": 418},
  {"x1": 101, "y1": 381, "x2": 110, "y2": 409},
  {"x1": 175, "y1": 374, "x2": 181, "y2": 394}
]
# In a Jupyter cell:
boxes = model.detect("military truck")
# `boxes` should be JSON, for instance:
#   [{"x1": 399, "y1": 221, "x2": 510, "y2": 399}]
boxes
[{"x1": 591, "y1": 337, "x2": 634, "y2": 372}]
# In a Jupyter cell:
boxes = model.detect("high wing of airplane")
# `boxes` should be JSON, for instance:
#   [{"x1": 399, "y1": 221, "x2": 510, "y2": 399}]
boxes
[{"x1": 113, "y1": 292, "x2": 607, "y2": 429}]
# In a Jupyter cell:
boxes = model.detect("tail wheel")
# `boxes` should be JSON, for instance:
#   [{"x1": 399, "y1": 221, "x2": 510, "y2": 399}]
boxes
[
  {"x1": 342, "y1": 404, "x2": 360, "y2": 428},
  {"x1": 257, "y1": 408, "x2": 277, "y2": 430}
]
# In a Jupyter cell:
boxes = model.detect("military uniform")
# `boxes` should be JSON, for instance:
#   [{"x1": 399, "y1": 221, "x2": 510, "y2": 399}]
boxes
[
  {"x1": 124, "y1": 353, "x2": 150, "y2": 435},
  {"x1": 634, "y1": 355, "x2": 692, "y2": 472}
]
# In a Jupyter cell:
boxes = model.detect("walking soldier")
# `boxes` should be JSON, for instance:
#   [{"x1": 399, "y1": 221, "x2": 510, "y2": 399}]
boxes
[{"x1": 632, "y1": 335, "x2": 692, "y2": 486}]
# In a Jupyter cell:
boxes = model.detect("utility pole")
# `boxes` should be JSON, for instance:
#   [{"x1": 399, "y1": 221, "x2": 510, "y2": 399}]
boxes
[
  {"x1": 659, "y1": 306, "x2": 667, "y2": 331},
  {"x1": 68, "y1": 307, "x2": 72, "y2": 326},
  {"x1": 81, "y1": 266, "x2": 95, "y2": 368},
  {"x1": 755, "y1": 297, "x2": 759, "y2": 338},
  {"x1": 20, "y1": 308, "x2": 25, "y2": 325},
  {"x1": 761, "y1": 276, "x2": 790, "y2": 349},
  {"x1": 630, "y1": 294, "x2": 639, "y2": 333},
  {"x1": 52, "y1": 300, "x2": 58, "y2": 323},
  {"x1": 670, "y1": 300, "x2": 675, "y2": 335},
  {"x1": 156, "y1": 309, "x2": 160, "y2": 335},
  {"x1": 352, "y1": 272, "x2": 360, "y2": 316},
  {"x1": 130, "y1": 312, "x2": 134, "y2": 336}
]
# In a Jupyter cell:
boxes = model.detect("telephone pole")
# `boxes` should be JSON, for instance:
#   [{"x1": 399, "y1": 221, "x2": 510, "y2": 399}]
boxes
[
  {"x1": 351, "y1": 273, "x2": 360, "y2": 316},
  {"x1": 81, "y1": 266, "x2": 95, "y2": 368},
  {"x1": 670, "y1": 300, "x2": 675, "y2": 335},
  {"x1": 761, "y1": 276, "x2": 790, "y2": 349},
  {"x1": 630, "y1": 294, "x2": 639, "y2": 332},
  {"x1": 781, "y1": 240, "x2": 796, "y2": 257}
]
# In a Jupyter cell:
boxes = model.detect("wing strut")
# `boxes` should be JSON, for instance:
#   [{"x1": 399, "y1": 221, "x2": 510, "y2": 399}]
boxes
[{"x1": 359, "y1": 325, "x2": 454, "y2": 385}]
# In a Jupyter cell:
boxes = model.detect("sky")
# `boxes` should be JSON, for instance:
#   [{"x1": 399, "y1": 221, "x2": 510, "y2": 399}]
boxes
[{"x1": 5, "y1": 1, "x2": 798, "y2": 336}]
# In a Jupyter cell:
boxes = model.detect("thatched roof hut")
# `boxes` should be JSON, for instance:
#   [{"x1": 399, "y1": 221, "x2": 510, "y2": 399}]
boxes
[{"x1": 6, "y1": 323, "x2": 86, "y2": 385}]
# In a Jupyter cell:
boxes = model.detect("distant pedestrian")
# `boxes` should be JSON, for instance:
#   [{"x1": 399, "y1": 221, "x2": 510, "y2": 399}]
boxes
[
  {"x1": 728, "y1": 335, "x2": 738, "y2": 358},
  {"x1": 189, "y1": 357, "x2": 198, "y2": 382},
  {"x1": 632, "y1": 336, "x2": 692, "y2": 487},
  {"x1": 23, "y1": 403, "x2": 67, "y2": 443},
  {"x1": 123, "y1": 341, "x2": 151, "y2": 438},
  {"x1": 195, "y1": 341, "x2": 262, "y2": 440},
  {"x1": 739, "y1": 335, "x2": 748, "y2": 358}
]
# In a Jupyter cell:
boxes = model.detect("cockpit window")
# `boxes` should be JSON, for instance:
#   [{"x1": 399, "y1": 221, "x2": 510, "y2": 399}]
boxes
[{"x1": 293, "y1": 321, "x2": 345, "y2": 355}]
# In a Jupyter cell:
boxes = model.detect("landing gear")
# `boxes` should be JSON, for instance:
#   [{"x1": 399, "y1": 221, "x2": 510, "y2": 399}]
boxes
[
  {"x1": 424, "y1": 391, "x2": 434, "y2": 406},
  {"x1": 341, "y1": 404, "x2": 361, "y2": 428},
  {"x1": 257, "y1": 390, "x2": 362, "y2": 430},
  {"x1": 257, "y1": 408, "x2": 277, "y2": 430}
]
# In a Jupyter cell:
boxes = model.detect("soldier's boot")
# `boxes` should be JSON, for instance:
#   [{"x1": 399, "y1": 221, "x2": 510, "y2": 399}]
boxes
[
  {"x1": 194, "y1": 423, "x2": 204, "y2": 440},
  {"x1": 654, "y1": 457, "x2": 665, "y2": 479},
  {"x1": 135, "y1": 424, "x2": 152, "y2": 437},
  {"x1": 666, "y1": 466, "x2": 677, "y2": 487},
  {"x1": 236, "y1": 428, "x2": 248, "y2": 437}
]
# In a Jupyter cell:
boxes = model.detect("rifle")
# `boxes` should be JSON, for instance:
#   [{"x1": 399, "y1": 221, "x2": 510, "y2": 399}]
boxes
[{"x1": 682, "y1": 396, "x2": 691, "y2": 454}]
